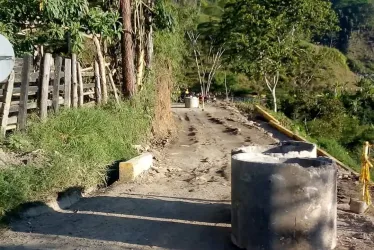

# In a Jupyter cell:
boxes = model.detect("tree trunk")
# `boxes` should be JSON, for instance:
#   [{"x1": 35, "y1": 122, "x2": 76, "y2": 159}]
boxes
[
  {"x1": 136, "y1": 49, "x2": 145, "y2": 87},
  {"x1": 224, "y1": 73, "x2": 229, "y2": 101},
  {"x1": 120, "y1": 0, "x2": 136, "y2": 98},
  {"x1": 264, "y1": 73, "x2": 279, "y2": 113},
  {"x1": 145, "y1": 26, "x2": 153, "y2": 69},
  {"x1": 145, "y1": 0, "x2": 154, "y2": 70},
  {"x1": 272, "y1": 89, "x2": 277, "y2": 113}
]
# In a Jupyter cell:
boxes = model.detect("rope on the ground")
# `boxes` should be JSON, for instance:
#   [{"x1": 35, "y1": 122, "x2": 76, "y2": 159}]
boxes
[{"x1": 360, "y1": 141, "x2": 372, "y2": 206}]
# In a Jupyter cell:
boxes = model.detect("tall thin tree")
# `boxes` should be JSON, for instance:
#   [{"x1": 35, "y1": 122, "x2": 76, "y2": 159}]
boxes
[
  {"x1": 120, "y1": 0, "x2": 136, "y2": 97},
  {"x1": 145, "y1": 0, "x2": 155, "y2": 70}
]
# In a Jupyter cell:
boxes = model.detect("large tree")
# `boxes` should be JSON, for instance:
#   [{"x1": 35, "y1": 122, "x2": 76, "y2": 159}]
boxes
[
  {"x1": 219, "y1": 0, "x2": 339, "y2": 112},
  {"x1": 120, "y1": 0, "x2": 136, "y2": 98}
]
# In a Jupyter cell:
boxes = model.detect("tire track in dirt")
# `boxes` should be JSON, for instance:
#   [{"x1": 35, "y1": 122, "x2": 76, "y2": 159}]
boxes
[{"x1": 177, "y1": 111, "x2": 231, "y2": 185}]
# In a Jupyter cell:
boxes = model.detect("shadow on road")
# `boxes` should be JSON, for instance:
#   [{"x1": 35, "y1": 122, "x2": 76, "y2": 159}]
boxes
[{"x1": 10, "y1": 196, "x2": 235, "y2": 250}]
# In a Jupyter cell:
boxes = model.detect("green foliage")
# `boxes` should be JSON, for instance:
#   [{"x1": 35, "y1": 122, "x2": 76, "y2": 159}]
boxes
[
  {"x1": 198, "y1": 0, "x2": 225, "y2": 23},
  {"x1": 256, "y1": 102, "x2": 362, "y2": 171},
  {"x1": 86, "y1": 7, "x2": 121, "y2": 43},
  {"x1": 317, "y1": 138, "x2": 360, "y2": 170},
  {"x1": 326, "y1": 1, "x2": 374, "y2": 75},
  {"x1": 154, "y1": 0, "x2": 177, "y2": 32},
  {"x1": 280, "y1": 92, "x2": 343, "y2": 121},
  {"x1": 154, "y1": 0, "x2": 198, "y2": 85},
  {"x1": 0, "y1": 102, "x2": 151, "y2": 217},
  {"x1": 212, "y1": 71, "x2": 257, "y2": 95},
  {"x1": 217, "y1": 0, "x2": 339, "y2": 112},
  {"x1": 347, "y1": 57, "x2": 368, "y2": 73},
  {"x1": 307, "y1": 114, "x2": 359, "y2": 142},
  {"x1": 331, "y1": 0, "x2": 374, "y2": 51},
  {"x1": 219, "y1": 0, "x2": 339, "y2": 74},
  {"x1": 217, "y1": 0, "x2": 371, "y2": 175},
  {"x1": 0, "y1": 0, "x2": 121, "y2": 55},
  {"x1": 341, "y1": 78, "x2": 374, "y2": 124},
  {"x1": 273, "y1": 79, "x2": 374, "y2": 174}
]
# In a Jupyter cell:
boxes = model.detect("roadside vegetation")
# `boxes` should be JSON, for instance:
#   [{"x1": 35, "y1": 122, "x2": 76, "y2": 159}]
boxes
[
  {"x1": 0, "y1": 0, "x2": 194, "y2": 220},
  {"x1": 0, "y1": 102, "x2": 150, "y2": 217}
]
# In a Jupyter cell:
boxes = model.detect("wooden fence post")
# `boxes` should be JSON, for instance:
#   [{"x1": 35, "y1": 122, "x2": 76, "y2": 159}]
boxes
[
  {"x1": 53, "y1": 56, "x2": 63, "y2": 113},
  {"x1": 0, "y1": 71, "x2": 15, "y2": 136},
  {"x1": 40, "y1": 53, "x2": 52, "y2": 120},
  {"x1": 64, "y1": 58, "x2": 72, "y2": 108},
  {"x1": 77, "y1": 62, "x2": 84, "y2": 107},
  {"x1": 94, "y1": 60, "x2": 102, "y2": 104},
  {"x1": 72, "y1": 54, "x2": 78, "y2": 108},
  {"x1": 18, "y1": 55, "x2": 32, "y2": 131}
]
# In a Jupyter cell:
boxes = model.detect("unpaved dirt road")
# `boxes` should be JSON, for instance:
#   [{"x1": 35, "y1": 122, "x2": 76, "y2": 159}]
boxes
[{"x1": 1, "y1": 104, "x2": 374, "y2": 250}]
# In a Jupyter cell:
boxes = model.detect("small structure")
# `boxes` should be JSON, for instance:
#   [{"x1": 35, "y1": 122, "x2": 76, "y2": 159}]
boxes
[
  {"x1": 185, "y1": 96, "x2": 199, "y2": 108},
  {"x1": 231, "y1": 142, "x2": 337, "y2": 250}
]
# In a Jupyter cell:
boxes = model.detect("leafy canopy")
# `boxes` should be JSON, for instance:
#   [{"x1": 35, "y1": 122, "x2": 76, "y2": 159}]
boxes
[
  {"x1": 0, "y1": 0, "x2": 121, "y2": 55},
  {"x1": 219, "y1": 0, "x2": 339, "y2": 75}
]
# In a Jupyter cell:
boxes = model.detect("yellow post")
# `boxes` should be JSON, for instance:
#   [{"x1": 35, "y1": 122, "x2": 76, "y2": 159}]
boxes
[{"x1": 360, "y1": 141, "x2": 372, "y2": 206}]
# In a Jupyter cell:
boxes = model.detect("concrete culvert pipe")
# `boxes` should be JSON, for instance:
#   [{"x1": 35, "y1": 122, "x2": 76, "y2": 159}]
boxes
[
  {"x1": 185, "y1": 97, "x2": 199, "y2": 108},
  {"x1": 231, "y1": 153, "x2": 337, "y2": 250},
  {"x1": 232, "y1": 141, "x2": 317, "y2": 158}
]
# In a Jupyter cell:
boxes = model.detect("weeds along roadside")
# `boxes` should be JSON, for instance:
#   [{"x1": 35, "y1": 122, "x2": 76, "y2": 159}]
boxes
[{"x1": 0, "y1": 101, "x2": 151, "y2": 219}]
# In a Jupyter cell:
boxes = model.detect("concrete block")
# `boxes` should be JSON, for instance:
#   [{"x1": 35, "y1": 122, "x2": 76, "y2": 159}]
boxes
[
  {"x1": 119, "y1": 153, "x2": 153, "y2": 182},
  {"x1": 231, "y1": 153, "x2": 337, "y2": 250},
  {"x1": 349, "y1": 199, "x2": 369, "y2": 214}
]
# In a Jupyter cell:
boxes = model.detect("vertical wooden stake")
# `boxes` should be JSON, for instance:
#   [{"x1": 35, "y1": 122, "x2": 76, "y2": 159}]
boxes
[
  {"x1": 77, "y1": 63, "x2": 84, "y2": 107},
  {"x1": 18, "y1": 55, "x2": 32, "y2": 131},
  {"x1": 136, "y1": 49, "x2": 145, "y2": 87},
  {"x1": 40, "y1": 53, "x2": 52, "y2": 120},
  {"x1": 94, "y1": 60, "x2": 102, "y2": 104},
  {"x1": 71, "y1": 54, "x2": 78, "y2": 108},
  {"x1": 93, "y1": 36, "x2": 108, "y2": 104},
  {"x1": 64, "y1": 58, "x2": 72, "y2": 108},
  {"x1": 53, "y1": 56, "x2": 63, "y2": 113},
  {"x1": 106, "y1": 66, "x2": 120, "y2": 104},
  {"x1": 0, "y1": 71, "x2": 15, "y2": 136}
]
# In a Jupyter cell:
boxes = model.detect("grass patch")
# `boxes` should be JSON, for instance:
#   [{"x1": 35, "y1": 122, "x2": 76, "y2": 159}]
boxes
[
  {"x1": 0, "y1": 102, "x2": 151, "y2": 218},
  {"x1": 317, "y1": 138, "x2": 360, "y2": 171}
]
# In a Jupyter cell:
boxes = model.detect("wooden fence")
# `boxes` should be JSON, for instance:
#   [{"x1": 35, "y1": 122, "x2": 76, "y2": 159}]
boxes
[{"x1": 0, "y1": 53, "x2": 109, "y2": 136}]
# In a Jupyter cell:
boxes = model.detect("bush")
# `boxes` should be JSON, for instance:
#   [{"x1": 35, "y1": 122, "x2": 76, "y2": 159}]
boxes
[
  {"x1": 280, "y1": 92, "x2": 346, "y2": 122},
  {"x1": 307, "y1": 114, "x2": 361, "y2": 143},
  {"x1": 347, "y1": 57, "x2": 367, "y2": 73},
  {"x1": 316, "y1": 138, "x2": 360, "y2": 172},
  {"x1": 0, "y1": 103, "x2": 151, "y2": 217},
  {"x1": 236, "y1": 102, "x2": 256, "y2": 114}
]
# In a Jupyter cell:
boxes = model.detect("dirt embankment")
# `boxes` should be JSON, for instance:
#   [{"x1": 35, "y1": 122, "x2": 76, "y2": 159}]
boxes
[{"x1": 151, "y1": 61, "x2": 176, "y2": 142}]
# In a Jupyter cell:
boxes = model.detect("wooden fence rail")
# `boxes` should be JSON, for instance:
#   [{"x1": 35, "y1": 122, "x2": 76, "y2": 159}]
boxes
[{"x1": 0, "y1": 53, "x2": 104, "y2": 136}]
